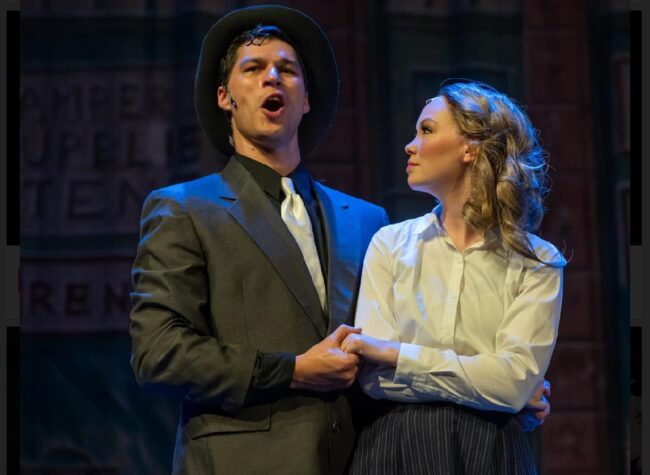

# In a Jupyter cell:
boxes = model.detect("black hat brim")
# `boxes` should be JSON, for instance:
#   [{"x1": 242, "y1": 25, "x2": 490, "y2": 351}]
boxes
[{"x1": 195, "y1": 5, "x2": 339, "y2": 158}]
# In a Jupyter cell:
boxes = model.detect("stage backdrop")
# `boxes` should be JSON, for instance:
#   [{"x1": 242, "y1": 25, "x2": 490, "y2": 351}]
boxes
[{"x1": 20, "y1": 0, "x2": 630, "y2": 474}]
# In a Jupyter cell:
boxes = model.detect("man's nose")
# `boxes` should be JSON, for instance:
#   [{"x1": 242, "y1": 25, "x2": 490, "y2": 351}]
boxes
[{"x1": 263, "y1": 66, "x2": 282, "y2": 86}]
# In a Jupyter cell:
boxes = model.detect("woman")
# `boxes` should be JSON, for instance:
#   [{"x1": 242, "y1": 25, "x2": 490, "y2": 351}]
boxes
[{"x1": 342, "y1": 81, "x2": 565, "y2": 474}]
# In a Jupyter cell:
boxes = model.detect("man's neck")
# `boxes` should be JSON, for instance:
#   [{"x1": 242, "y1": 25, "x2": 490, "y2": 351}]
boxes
[{"x1": 233, "y1": 137, "x2": 301, "y2": 176}]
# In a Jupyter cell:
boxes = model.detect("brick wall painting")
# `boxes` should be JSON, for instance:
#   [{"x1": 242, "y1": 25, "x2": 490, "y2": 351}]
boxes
[
  {"x1": 19, "y1": 0, "x2": 628, "y2": 473},
  {"x1": 20, "y1": 1, "x2": 377, "y2": 473}
]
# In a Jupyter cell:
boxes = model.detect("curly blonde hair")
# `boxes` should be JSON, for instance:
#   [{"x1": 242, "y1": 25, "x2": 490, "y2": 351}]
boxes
[{"x1": 439, "y1": 81, "x2": 560, "y2": 265}]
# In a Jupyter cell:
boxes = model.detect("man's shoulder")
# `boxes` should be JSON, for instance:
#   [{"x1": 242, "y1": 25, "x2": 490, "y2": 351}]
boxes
[
  {"x1": 315, "y1": 181, "x2": 385, "y2": 216},
  {"x1": 141, "y1": 173, "x2": 235, "y2": 218},
  {"x1": 149, "y1": 173, "x2": 223, "y2": 201}
]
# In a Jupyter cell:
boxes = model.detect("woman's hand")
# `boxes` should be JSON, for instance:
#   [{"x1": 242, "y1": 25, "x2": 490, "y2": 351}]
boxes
[
  {"x1": 516, "y1": 379, "x2": 551, "y2": 432},
  {"x1": 341, "y1": 333, "x2": 400, "y2": 367}
]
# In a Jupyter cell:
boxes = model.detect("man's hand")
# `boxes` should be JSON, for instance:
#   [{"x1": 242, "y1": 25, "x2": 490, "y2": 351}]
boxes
[
  {"x1": 341, "y1": 333, "x2": 400, "y2": 367},
  {"x1": 290, "y1": 325, "x2": 362, "y2": 391},
  {"x1": 516, "y1": 379, "x2": 551, "y2": 432}
]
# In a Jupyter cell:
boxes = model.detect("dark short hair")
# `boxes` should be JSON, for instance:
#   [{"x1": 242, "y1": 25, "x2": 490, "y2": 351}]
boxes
[{"x1": 217, "y1": 24, "x2": 309, "y2": 91}]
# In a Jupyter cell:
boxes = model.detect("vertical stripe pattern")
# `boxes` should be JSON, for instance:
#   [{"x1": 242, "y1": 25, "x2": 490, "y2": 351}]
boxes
[{"x1": 350, "y1": 403, "x2": 536, "y2": 475}]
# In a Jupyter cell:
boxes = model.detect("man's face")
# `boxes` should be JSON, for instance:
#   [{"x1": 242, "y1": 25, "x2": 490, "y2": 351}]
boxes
[{"x1": 217, "y1": 38, "x2": 310, "y2": 153}]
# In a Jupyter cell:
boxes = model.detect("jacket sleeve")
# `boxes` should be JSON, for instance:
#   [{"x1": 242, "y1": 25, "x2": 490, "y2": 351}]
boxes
[{"x1": 129, "y1": 190, "x2": 293, "y2": 414}]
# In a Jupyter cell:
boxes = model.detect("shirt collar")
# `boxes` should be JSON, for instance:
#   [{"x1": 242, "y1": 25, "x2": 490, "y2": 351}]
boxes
[
  {"x1": 409, "y1": 204, "x2": 442, "y2": 236},
  {"x1": 234, "y1": 153, "x2": 312, "y2": 202},
  {"x1": 287, "y1": 163, "x2": 313, "y2": 201},
  {"x1": 413, "y1": 203, "x2": 501, "y2": 249}
]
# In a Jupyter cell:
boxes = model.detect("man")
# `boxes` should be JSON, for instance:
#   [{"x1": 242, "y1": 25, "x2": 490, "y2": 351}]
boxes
[
  {"x1": 130, "y1": 5, "x2": 388, "y2": 474},
  {"x1": 130, "y1": 5, "x2": 550, "y2": 474}
]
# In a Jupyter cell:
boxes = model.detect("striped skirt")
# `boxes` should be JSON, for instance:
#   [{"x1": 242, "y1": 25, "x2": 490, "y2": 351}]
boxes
[{"x1": 349, "y1": 402, "x2": 536, "y2": 475}]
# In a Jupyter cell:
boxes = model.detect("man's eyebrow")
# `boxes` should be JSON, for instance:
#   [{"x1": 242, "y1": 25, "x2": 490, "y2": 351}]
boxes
[
  {"x1": 238, "y1": 57, "x2": 300, "y2": 67},
  {"x1": 276, "y1": 58, "x2": 300, "y2": 66},
  {"x1": 238, "y1": 57, "x2": 264, "y2": 66}
]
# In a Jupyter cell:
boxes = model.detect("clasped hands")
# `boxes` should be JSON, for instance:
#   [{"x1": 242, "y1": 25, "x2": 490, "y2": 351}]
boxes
[
  {"x1": 291, "y1": 324, "x2": 550, "y2": 431},
  {"x1": 290, "y1": 324, "x2": 364, "y2": 391},
  {"x1": 289, "y1": 324, "x2": 420, "y2": 390}
]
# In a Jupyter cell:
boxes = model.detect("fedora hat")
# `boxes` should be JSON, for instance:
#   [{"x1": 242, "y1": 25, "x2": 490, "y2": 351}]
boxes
[{"x1": 195, "y1": 5, "x2": 339, "y2": 157}]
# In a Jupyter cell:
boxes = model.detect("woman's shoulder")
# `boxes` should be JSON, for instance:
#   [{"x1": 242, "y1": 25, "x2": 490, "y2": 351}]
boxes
[
  {"x1": 524, "y1": 232, "x2": 567, "y2": 267},
  {"x1": 373, "y1": 213, "x2": 434, "y2": 243}
]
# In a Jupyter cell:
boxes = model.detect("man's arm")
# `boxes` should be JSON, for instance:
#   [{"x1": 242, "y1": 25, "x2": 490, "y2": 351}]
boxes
[
  {"x1": 130, "y1": 190, "x2": 259, "y2": 413},
  {"x1": 130, "y1": 190, "x2": 359, "y2": 413}
]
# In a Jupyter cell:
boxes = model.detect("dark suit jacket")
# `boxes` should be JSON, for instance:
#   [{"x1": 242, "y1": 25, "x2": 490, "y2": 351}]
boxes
[{"x1": 130, "y1": 158, "x2": 389, "y2": 474}]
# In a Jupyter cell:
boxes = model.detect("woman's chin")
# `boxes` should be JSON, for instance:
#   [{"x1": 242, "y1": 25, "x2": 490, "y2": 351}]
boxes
[
  {"x1": 406, "y1": 175, "x2": 418, "y2": 189},
  {"x1": 407, "y1": 178, "x2": 433, "y2": 195}
]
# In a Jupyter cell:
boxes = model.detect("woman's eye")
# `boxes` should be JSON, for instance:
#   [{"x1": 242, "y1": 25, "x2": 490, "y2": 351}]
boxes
[{"x1": 421, "y1": 126, "x2": 432, "y2": 134}]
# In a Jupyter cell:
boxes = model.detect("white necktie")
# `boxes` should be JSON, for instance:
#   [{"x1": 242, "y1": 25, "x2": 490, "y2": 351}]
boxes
[{"x1": 280, "y1": 177, "x2": 327, "y2": 312}]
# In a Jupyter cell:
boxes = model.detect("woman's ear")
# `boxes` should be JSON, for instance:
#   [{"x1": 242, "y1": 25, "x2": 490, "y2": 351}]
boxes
[{"x1": 463, "y1": 140, "x2": 479, "y2": 163}]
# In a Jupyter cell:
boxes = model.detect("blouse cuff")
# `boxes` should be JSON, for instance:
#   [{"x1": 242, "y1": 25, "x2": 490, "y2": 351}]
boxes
[{"x1": 394, "y1": 342, "x2": 424, "y2": 386}]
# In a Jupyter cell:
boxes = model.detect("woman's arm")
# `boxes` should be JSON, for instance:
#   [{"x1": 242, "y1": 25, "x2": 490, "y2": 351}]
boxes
[
  {"x1": 348, "y1": 233, "x2": 564, "y2": 413},
  {"x1": 393, "y1": 258, "x2": 562, "y2": 412},
  {"x1": 346, "y1": 232, "x2": 430, "y2": 403}
]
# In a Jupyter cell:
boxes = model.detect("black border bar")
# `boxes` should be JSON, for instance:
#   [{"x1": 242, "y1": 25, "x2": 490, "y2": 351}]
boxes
[
  {"x1": 7, "y1": 10, "x2": 19, "y2": 246},
  {"x1": 630, "y1": 10, "x2": 641, "y2": 246}
]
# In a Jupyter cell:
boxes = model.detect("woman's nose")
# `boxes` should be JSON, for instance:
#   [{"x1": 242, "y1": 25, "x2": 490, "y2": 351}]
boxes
[{"x1": 405, "y1": 140, "x2": 417, "y2": 156}]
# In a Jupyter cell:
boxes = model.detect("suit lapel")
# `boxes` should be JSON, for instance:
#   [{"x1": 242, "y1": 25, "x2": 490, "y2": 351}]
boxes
[
  {"x1": 314, "y1": 183, "x2": 362, "y2": 334},
  {"x1": 220, "y1": 159, "x2": 327, "y2": 337}
]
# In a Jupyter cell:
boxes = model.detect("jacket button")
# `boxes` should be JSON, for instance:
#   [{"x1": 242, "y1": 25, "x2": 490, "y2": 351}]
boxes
[{"x1": 332, "y1": 421, "x2": 341, "y2": 433}]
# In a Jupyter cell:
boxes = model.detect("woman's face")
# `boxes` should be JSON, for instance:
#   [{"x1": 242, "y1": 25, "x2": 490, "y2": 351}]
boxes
[{"x1": 404, "y1": 96, "x2": 472, "y2": 195}]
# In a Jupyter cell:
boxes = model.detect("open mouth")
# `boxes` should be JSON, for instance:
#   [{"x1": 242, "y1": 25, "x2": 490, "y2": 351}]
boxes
[{"x1": 262, "y1": 94, "x2": 285, "y2": 113}]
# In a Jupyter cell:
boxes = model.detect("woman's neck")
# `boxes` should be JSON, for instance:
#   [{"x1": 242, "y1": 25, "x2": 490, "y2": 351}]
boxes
[{"x1": 438, "y1": 189, "x2": 483, "y2": 252}]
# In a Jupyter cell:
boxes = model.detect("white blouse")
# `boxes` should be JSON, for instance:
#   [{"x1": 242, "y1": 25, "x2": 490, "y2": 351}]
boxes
[{"x1": 354, "y1": 207, "x2": 565, "y2": 413}]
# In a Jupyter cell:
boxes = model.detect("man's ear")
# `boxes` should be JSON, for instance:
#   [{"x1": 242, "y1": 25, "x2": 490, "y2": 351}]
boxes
[
  {"x1": 303, "y1": 91, "x2": 310, "y2": 114},
  {"x1": 217, "y1": 85, "x2": 231, "y2": 112}
]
